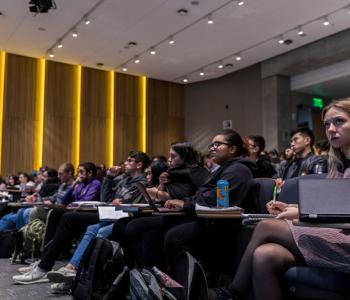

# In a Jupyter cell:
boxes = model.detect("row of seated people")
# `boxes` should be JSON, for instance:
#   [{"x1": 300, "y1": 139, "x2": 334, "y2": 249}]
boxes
[{"x1": 1, "y1": 99, "x2": 349, "y2": 299}]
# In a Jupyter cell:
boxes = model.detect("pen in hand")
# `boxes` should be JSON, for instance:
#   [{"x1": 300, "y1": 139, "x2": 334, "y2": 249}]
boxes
[{"x1": 272, "y1": 185, "x2": 277, "y2": 204}]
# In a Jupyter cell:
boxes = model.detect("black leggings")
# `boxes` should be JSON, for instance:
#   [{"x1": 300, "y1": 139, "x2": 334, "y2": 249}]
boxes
[
  {"x1": 39, "y1": 211, "x2": 99, "y2": 271},
  {"x1": 229, "y1": 219, "x2": 305, "y2": 300}
]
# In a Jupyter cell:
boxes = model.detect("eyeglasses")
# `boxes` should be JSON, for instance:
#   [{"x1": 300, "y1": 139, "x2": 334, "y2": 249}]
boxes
[
  {"x1": 125, "y1": 158, "x2": 137, "y2": 163},
  {"x1": 208, "y1": 141, "x2": 231, "y2": 150}
]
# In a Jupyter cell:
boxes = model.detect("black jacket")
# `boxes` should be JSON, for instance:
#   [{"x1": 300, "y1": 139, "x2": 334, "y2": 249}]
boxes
[
  {"x1": 166, "y1": 164, "x2": 209, "y2": 199},
  {"x1": 183, "y1": 157, "x2": 257, "y2": 213},
  {"x1": 100, "y1": 173, "x2": 148, "y2": 204},
  {"x1": 281, "y1": 152, "x2": 328, "y2": 180},
  {"x1": 254, "y1": 156, "x2": 276, "y2": 178}
]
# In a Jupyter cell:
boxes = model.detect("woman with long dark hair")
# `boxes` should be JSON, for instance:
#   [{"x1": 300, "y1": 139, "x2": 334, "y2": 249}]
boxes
[
  {"x1": 209, "y1": 98, "x2": 350, "y2": 300},
  {"x1": 122, "y1": 129, "x2": 257, "y2": 273}
]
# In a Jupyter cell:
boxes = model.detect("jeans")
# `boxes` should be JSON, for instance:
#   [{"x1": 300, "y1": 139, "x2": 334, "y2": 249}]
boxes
[
  {"x1": 70, "y1": 222, "x2": 113, "y2": 268},
  {"x1": 0, "y1": 208, "x2": 32, "y2": 231}
]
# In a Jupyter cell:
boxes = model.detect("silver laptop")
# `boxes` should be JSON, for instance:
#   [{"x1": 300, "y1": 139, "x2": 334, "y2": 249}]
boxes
[{"x1": 298, "y1": 179, "x2": 350, "y2": 223}]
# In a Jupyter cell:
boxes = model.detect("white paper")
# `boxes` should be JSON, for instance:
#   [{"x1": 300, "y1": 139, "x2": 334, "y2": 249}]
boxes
[
  {"x1": 98, "y1": 206, "x2": 129, "y2": 221},
  {"x1": 195, "y1": 203, "x2": 242, "y2": 212}
]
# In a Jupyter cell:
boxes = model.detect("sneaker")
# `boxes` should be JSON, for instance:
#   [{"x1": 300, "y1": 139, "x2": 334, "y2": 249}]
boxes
[
  {"x1": 13, "y1": 266, "x2": 48, "y2": 285},
  {"x1": 47, "y1": 266, "x2": 76, "y2": 284},
  {"x1": 208, "y1": 287, "x2": 236, "y2": 300},
  {"x1": 50, "y1": 282, "x2": 71, "y2": 295},
  {"x1": 17, "y1": 260, "x2": 40, "y2": 274}
]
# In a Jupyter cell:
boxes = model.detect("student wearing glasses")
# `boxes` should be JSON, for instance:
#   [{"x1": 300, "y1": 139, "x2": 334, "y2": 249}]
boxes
[{"x1": 121, "y1": 129, "x2": 257, "y2": 274}]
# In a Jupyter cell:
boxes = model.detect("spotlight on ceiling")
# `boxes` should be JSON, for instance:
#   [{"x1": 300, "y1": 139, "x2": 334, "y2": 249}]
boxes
[
  {"x1": 72, "y1": 29, "x2": 78, "y2": 38},
  {"x1": 297, "y1": 26, "x2": 305, "y2": 36},
  {"x1": 122, "y1": 65, "x2": 128, "y2": 72},
  {"x1": 149, "y1": 47, "x2": 156, "y2": 55},
  {"x1": 57, "y1": 40, "x2": 63, "y2": 48},
  {"x1": 168, "y1": 35, "x2": 175, "y2": 45},
  {"x1": 84, "y1": 16, "x2": 91, "y2": 25},
  {"x1": 237, "y1": 1, "x2": 244, "y2": 6},
  {"x1": 235, "y1": 54, "x2": 241, "y2": 61},
  {"x1": 322, "y1": 17, "x2": 330, "y2": 26},
  {"x1": 183, "y1": 78, "x2": 188, "y2": 83},
  {"x1": 48, "y1": 50, "x2": 55, "y2": 58},
  {"x1": 134, "y1": 56, "x2": 140, "y2": 64},
  {"x1": 207, "y1": 14, "x2": 214, "y2": 24}
]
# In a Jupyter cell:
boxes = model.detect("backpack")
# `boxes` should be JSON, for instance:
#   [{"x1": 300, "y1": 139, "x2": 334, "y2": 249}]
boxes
[
  {"x1": 129, "y1": 254, "x2": 206, "y2": 300},
  {"x1": 11, "y1": 219, "x2": 46, "y2": 263},
  {"x1": 72, "y1": 237, "x2": 127, "y2": 300},
  {"x1": 0, "y1": 229, "x2": 17, "y2": 258}
]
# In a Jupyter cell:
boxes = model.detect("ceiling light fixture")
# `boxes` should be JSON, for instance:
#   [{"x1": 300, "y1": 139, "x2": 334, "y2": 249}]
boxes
[
  {"x1": 322, "y1": 16, "x2": 330, "y2": 26},
  {"x1": 199, "y1": 71, "x2": 205, "y2": 76},
  {"x1": 168, "y1": 35, "x2": 175, "y2": 45},
  {"x1": 278, "y1": 35, "x2": 285, "y2": 44},
  {"x1": 84, "y1": 15, "x2": 91, "y2": 25},
  {"x1": 134, "y1": 56, "x2": 140, "y2": 64},
  {"x1": 297, "y1": 26, "x2": 305, "y2": 36},
  {"x1": 183, "y1": 78, "x2": 189, "y2": 83},
  {"x1": 149, "y1": 47, "x2": 156, "y2": 55},
  {"x1": 57, "y1": 40, "x2": 63, "y2": 48},
  {"x1": 72, "y1": 29, "x2": 78, "y2": 38},
  {"x1": 207, "y1": 14, "x2": 214, "y2": 24},
  {"x1": 48, "y1": 50, "x2": 55, "y2": 58},
  {"x1": 217, "y1": 62, "x2": 224, "y2": 69},
  {"x1": 122, "y1": 65, "x2": 128, "y2": 72},
  {"x1": 237, "y1": 1, "x2": 244, "y2": 6},
  {"x1": 235, "y1": 54, "x2": 242, "y2": 61}
]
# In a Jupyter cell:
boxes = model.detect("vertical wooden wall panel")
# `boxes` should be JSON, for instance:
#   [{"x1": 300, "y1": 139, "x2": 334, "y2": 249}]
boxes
[
  {"x1": 1, "y1": 54, "x2": 37, "y2": 175},
  {"x1": 115, "y1": 73, "x2": 141, "y2": 164},
  {"x1": 147, "y1": 79, "x2": 184, "y2": 157},
  {"x1": 42, "y1": 61, "x2": 75, "y2": 169},
  {"x1": 80, "y1": 67, "x2": 108, "y2": 165}
]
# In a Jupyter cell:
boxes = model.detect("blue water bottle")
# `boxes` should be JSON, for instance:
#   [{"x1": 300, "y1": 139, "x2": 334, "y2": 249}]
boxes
[{"x1": 217, "y1": 180, "x2": 229, "y2": 208}]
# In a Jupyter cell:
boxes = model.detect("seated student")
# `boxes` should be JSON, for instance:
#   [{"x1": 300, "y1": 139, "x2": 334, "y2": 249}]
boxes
[
  {"x1": 46, "y1": 152, "x2": 152, "y2": 288},
  {"x1": 145, "y1": 159, "x2": 169, "y2": 188},
  {"x1": 6, "y1": 174, "x2": 20, "y2": 190},
  {"x1": 146, "y1": 142, "x2": 209, "y2": 202},
  {"x1": 208, "y1": 98, "x2": 350, "y2": 300},
  {"x1": 18, "y1": 172, "x2": 35, "y2": 198},
  {"x1": 42, "y1": 162, "x2": 101, "y2": 246},
  {"x1": 247, "y1": 135, "x2": 276, "y2": 178},
  {"x1": 0, "y1": 168, "x2": 60, "y2": 231},
  {"x1": 276, "y1": 147, "x2": 294, "y2": 178},
  {"x1": 27, "y1": 163, "x2": 75, "y2": 224},
  {"x1": 121, "y1": 130, "x2": 257, "y2": 272},
  {"x1": 281, "y1": 127, "x2": 327, "y2": 179},
  {"x1": 12, "y1": 152, "x2": 149, "y2": 285}
]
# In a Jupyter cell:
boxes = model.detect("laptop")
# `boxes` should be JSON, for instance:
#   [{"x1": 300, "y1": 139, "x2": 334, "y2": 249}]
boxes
[
  {"x1": 136, "y1": 183, "x2": 183, "y2": 213},
  {"x1": 298, "y1": 179, "x2": 350, "y2": 223}
]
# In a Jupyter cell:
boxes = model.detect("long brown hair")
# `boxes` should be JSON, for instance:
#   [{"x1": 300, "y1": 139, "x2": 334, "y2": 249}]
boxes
[{"x1": 322, "y1": 98, "x2": 350, "y2": 178}]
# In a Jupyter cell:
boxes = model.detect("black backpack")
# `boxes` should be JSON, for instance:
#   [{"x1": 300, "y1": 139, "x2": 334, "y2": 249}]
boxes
[
  {"x1": 129, "y1": 252, "x2": 208, "y2": 300},
  {"x1": 0, "y1": 229, "x2": 16, "y2": 258},
  {"x1": 72, "y1": 237, "x2": 128, "y2": 300}
]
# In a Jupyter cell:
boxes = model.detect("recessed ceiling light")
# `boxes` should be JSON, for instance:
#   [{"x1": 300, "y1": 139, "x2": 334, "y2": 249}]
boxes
[
  {"x1": 237, "y1": 1, "x2": 244, "y2": 6},
  {"x1": 72, "y1": 29, "x2": 78, "y2": 38},
  {"x1": 217, "y1": 63, "x2": 224, "y2": 69},
  {"x1": 57, "y1": 40, "x2": 63, "y2": 48},
  {"x1": 177, "y1": 8, "x2": 188, "y2": 16},
  {"x1": 150, "y1": 47, "x2": 156, "y2": 55},
  {"x1": 235, "y1": 54, "x2": 241, "y2": 61},
  {"x1": 134, "y1": 56, "x2": 140, "y2": 63},
  {"x1": 199, "y1": 72, "x2": 205, "y2": 76},
  {"x1": 122, "y1": 65, "x2": 128, "y2": 72},
  {"x1": 168, "y1": 35, "x2": 175, "y2": 44},
  {"x1": 183, "y1": 78, "x2": 189, "y2": 83},
  {"x1": 207, "y1": 14, "x2": 214, "y2": 24},
  {"x1": 48, "y1": 51, "x2": 54, "y2": 58},
  {"x1": 297, "y1": 26, "x2": 305, "y2": 36},
  {"x1": 84, "y1": 16, "x2": 91, "y2": 25},
  {"x1": 278, "y1": 36, "x2": 285, "y2": 44},
  {"x1": 322, "y1": 17, "x2": 330, "y2": 26}
]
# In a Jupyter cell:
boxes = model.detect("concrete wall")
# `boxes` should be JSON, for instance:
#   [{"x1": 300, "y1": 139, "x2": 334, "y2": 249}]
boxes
[{"x1": 184, "y1": 64, "x2": 262, "y2": 152}]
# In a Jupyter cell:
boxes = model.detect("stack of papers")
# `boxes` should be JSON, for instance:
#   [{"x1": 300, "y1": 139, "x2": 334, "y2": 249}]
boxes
[
  {"x1": 69, "y1": 201, "x2": 106, "y2": 208},
  {"x1": 98, "y1": 206, "x2": 129, "y2": 221},
  {"x1": 195, "y1": 203, "x2": 243, "y2": 217}
]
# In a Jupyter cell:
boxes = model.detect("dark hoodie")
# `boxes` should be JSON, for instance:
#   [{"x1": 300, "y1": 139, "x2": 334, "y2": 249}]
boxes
[
  {"x1": 166, "y1": 164, "x2": 209, "y2": 199},
  {"x1": 101, "y1": 173, "x2": 148, "y2": 204},
  {"x1": 183, "y1": 157, "x2": 257, "y2": 213}
]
